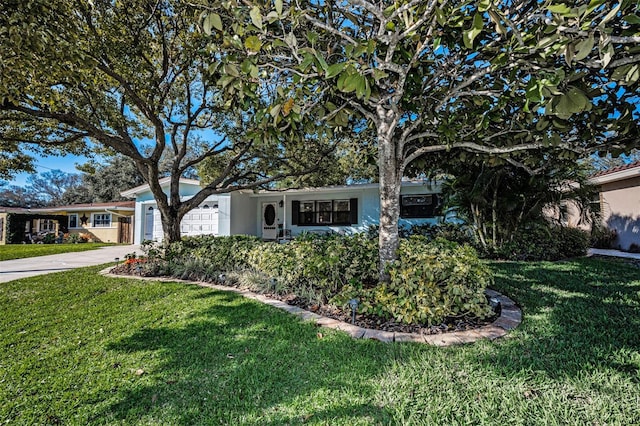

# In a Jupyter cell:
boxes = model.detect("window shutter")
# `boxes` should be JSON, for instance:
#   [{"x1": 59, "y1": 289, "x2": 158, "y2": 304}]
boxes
[
  {"x1": 349, "y1": 198, "x2": 358, "y2": 225},
  {"x1": 291, "y1": 200, "x2": 300, "y2": 225}
]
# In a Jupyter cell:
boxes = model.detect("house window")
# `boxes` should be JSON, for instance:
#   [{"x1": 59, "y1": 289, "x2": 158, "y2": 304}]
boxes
[
  {"x1": 39, "y1": 219, "x2": 56, "y2": 232},
  {"x1": 293, "y1": 199, "x2": 358, "y2": 226},
  {"x1": 68, "y1": 214, "x2": 79, "y2": 228},
  {"x1": 400, "y1": 194, "x2": 440, "y2": 218},
  {"x1": 92, "y1": 213, "x2": 112, "y2": 227}
]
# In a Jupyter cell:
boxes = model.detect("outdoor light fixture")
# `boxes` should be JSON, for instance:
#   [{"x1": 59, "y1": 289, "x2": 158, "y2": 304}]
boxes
[
  {"x1": 218, "y1": 273, "x2": 226, "y2": 283},
  {"x1": 278, "y1": 200, "x2": 284, "y2": 207},
  {"x1": 271, "y1": 277, "x2": 277, "y2": 292},
  {"x1": 114, "y1": 257, "x2": 120, "y2": 263},
  {"x1": 348, "y1": 299, "x2": 359, "y2": 324},
  {"x1": 489, "y1": 297, "x2": 501, "y2": 311}
]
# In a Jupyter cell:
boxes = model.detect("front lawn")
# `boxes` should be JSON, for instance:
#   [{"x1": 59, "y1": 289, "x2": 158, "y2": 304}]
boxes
[
  {"x1": 1, "y1": 258, "x2": 639, "y2": 425},
  {"x1": 0, "y1": 242, "x2": 111, "y2": 261}
]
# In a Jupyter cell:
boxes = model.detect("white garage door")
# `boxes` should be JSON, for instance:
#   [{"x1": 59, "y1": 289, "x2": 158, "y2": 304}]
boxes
[{"x1": 180, "y1": 203, "x2": 219, "y2": 236}]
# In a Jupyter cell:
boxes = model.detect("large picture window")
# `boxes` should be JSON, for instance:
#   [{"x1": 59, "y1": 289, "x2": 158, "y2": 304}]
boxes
[
  {"x1": 400, "y1": 194, "x2": 440, "y2": 218},
  {"x1": 292, "y1": 198, "x2": 358, "y2": 226},
  {"x1": 92, "y1": 213, "x2": 112, "y2": 227}
]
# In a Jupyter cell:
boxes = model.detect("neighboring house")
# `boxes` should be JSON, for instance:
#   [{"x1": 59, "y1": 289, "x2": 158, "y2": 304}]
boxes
[
  {"x1": 0, "y1": 202, "x2": 135, "y2": 245},
  {"x1": 590, "y1": 161, "x2": 640, "y2": 251},
  {"x1": 121, "y1": 177, "x2": 443, "y2": 244}
]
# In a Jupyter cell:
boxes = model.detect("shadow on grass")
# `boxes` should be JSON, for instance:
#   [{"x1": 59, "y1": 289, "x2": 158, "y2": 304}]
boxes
[
  {"x1": 102, "y1": 290, "x2": 395, "y2": 424},
  {"x1": 96, "y1": 257, "x2": 640, "y2": 423},
  {"x1": 484, "y1": 257, "x2": 640, "y2": 381}
]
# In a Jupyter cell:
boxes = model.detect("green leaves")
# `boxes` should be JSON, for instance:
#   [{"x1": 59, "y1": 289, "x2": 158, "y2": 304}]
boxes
[
  {"x1": 336, "y1": 71, "x2": 370, "y2": 100},
  {"x1": 574, "y1": 36, "x2": 594, "y2": 62},
  {"x1": 547, "y1": 4, "x2": 572, "y2": 15},
  {"x1": 463, "y1": 13, "x2": 483, "y2": 49},
  {"x1": 325, "y1": 63, "x2": 345, "y2": 79},
  {"x1": 203, "y1": 13, "x2": 223, "y2": 35},
  {"x1": 549, "y1": 86, "x2": 591, "y2": 118},
  {"x1": 244, "y1": 36, "x2": 262, "y2": 53},
  {"x1": 250, "y1": 7, "x2": 262, "y2": 30},
  {"x1": 611, "y1": 64, "x2": 640, "y2": 86}
]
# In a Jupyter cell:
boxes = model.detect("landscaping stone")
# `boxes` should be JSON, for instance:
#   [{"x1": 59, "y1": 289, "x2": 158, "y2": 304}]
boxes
[{"x1": 101, "y1": 266, "x2": 522, "y2": 346}]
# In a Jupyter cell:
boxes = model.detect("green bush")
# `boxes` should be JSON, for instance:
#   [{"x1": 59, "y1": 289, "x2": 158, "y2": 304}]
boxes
[
  {"x1": 247, "y1": 233, "x2": 378, "y2": 302},
  {"x1": 335, "y1": 237, "x2": 492, "y2": 325},
  {"x1": 133, "y1": 233, "x2": 493, "y2": 327},
  {"x1": 590, "y1": 226, "x2": 617, "y2": 249},
  {"x1": 67, "y1": 233, "x2": 86, "y2": 244},
  {"x1": 491, "y1": 225, "x2": 590, "y2": 261},
  {"x1": 164, "y1": 235, "x2": 263, "y2": 272}
]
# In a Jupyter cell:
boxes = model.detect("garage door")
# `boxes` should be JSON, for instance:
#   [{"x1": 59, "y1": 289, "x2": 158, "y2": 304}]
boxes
[{"x1": 180, "y1": 203, "x2": 219, "y2": 236}]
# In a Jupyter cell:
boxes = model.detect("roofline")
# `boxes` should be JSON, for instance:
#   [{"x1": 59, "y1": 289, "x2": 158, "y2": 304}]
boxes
[
  {"x1": 590, "y1": 165, "x2": 640, "y2": 185},
  {"x1": 247, "y1": 180, "x2": 442, "y2": 197},
  {"x1": 120, "y1": 177, "x2": 201, "y2": 198},
  {"x1": 12, "y1": 206, "x2": 135, "y2": 214},
  {"x1": 121, "y1": 179, "x2": 442, "y2": 198}
]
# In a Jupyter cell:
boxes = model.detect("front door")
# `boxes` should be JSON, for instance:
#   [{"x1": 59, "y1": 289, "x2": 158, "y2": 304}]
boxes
[
  {"x1": 262, "y1": 203, "x2": 278, "y2": 240},
  {"x1": 144, "y1": 206, "x2": 155, "y2": 241},
  {"x1": 118, "y1": 217, "x2": 132, "y2": 244}
]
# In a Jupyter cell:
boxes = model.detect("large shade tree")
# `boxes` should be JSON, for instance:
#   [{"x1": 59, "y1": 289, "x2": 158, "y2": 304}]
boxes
[
  {"x1": 0, "y1": 0, "x2": 335, "y2": 242},
  {"x1": 199, "y1": 0, "x2": 639, "y2": 277}
]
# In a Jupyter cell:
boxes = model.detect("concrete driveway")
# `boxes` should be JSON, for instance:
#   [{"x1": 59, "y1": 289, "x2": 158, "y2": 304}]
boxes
[{"x1": 0, "y1": 245, "x2": 141, "y2": 283}]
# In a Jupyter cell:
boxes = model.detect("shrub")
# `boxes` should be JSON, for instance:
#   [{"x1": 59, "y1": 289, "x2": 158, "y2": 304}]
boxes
[
  {"x1": 126, "y1": 233, "x2": 493, "y2": 327},
  {"x1": 628, "y1": 243, "x2": 640, "y2": 254},
  {"x1": 163, "y1": 235, "x2": 263, "y2": 273},
  {"x1": 67, "y1": 233, "x2": 86, "y2": 244},
  {"x1": 407, "y1": 223, "x2": 475, "y2": 245},
  {"x1": 591, "y1": 227, "x2": 617, "y2": 249},
  {"x1": 490, "y1": 225, "x2": 590, "y2": 261},
  {"x1": 334, "y1": 237, "x2": 492, "y2": 325},
  {"x1": 247, "y1": 233, "x2": 378, "y2": 302}
]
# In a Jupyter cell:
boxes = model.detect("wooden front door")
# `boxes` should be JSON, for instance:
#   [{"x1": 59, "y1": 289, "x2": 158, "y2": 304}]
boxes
[{"x1": 118, "y1": 217, "x2": 132, "y2": 244}]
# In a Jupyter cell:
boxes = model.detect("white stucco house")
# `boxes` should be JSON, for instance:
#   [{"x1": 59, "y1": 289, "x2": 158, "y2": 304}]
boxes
[{"x1": 121, "y1": 177, "x2": 444, "y2": 244}]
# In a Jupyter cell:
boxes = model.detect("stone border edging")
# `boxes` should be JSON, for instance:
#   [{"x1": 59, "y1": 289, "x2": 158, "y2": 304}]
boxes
[{"x1": 100, "y1": 267, "x2": 521, "y2": 346}]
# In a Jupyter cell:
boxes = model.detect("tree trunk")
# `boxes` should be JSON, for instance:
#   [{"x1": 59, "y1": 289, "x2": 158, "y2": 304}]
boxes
[
  {"x1": 161, "y1": 210, "x2": 182, "y2": 244},
  {"x1": 377, "y1": 117, "x2": 403, "y2": 282}
]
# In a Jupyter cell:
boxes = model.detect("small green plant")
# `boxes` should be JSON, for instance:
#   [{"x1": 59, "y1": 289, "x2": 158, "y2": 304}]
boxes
[{"x1": 67, "y1": 233, "x2": 84, "y2": 244}]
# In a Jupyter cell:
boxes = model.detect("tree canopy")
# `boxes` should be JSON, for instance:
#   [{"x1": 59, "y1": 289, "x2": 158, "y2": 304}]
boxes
[
  {"x1": 0, "y1": 0, "x2": 334, "y2": 242},
  {"x1": 197, "y1": 0, "x2": 639, "y2": 276}
]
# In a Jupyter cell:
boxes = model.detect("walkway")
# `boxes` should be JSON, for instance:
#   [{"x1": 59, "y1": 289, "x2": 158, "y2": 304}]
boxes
[
  {"x1": 588, "y1": 248, "x2": 640, "y2": 260},
  {"x1": 0, "y1": 245, "x2": 141, "y2": 283}
]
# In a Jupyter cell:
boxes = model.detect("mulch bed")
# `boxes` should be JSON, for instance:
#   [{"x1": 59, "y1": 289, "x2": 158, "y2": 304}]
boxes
[{"x1": 109, "y1": 264, "x2": 499, "y2": 335}]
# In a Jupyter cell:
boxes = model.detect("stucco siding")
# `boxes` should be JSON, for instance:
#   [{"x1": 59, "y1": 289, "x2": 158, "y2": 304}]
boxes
[
  {"x1": 229, "y1": 193, "x2": 257, "y2": 236},
  {"x1": 601, "y1": 176, "x2": 640, "y2": 250},
  {"x1": 253, "y1": 183, "x2": 442, "y2": 238}
]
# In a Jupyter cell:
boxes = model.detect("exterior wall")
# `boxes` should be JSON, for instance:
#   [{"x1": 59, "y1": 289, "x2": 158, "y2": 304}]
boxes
[
  {"x1": 229, "y1": 192, "x2": 257, "y2": 235},
  {"x1": 128, "y1": 181, "x2": 444, "y2": 242},
  {"x1": 67, "y1": 210, "x2": 134, "y2": 243},
  {"x1": 252, "y1": 183, "x2": 443, "y2": 239},
  {"x1": 600, "y1": 176, "x2": 640, "y2": 250},
  {"x1": 132, "y1": 188, "x2": 225, "y2": 244}
]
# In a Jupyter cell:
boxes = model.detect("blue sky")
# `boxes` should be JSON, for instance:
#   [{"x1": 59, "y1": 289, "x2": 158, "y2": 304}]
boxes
[{"x1": 7, "y1": 154, "x2": 91, "y2": 187}]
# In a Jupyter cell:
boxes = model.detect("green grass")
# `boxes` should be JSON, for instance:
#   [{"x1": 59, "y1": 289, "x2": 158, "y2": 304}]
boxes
[
  {"x1": 0, "y1": 243, "x2": 111, "y2": 261},
  {"x1": 1, "y1": 258, "x2": 639, "y2": 425}
]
